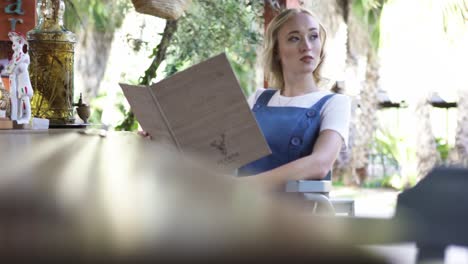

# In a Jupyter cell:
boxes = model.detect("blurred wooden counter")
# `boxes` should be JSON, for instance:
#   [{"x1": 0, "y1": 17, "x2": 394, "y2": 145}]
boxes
[{"x1": 0, "y1": 129, "x2": 386, "y2": 263}]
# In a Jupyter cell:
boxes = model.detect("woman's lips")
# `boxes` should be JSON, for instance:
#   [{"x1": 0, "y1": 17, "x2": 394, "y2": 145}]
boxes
[{"x1": 300, "y1": 56, "x2": 314, "y2": 63}]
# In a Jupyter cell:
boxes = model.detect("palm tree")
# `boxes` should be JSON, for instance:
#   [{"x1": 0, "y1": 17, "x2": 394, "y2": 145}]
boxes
[
  {"x1": 454, "y1": 90, "x2": 468, "y2": 165},
  {"x1": 442, "y1": 0, "x2": 468, "y2": 165},
  {"x1": 307, "y1": 0, "x2": 468, "y2": 184},
  {"x1": 415, "y1": 98, "x2": 442, "y2": 179},
  {"x1": 410, "y1": 0, "x2": 468, "y2": 176},
  {"x1": 301, "y1": 0, "x2": 384, "y2": 185}
]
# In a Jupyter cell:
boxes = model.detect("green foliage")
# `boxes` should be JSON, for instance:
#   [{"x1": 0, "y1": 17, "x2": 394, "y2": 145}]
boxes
[
  {"x1": 366, "y1": 124, "x2": 422, "y2": 190},
  {"x1": 163, "y1": 0, "x2": 263, "y2": 95},
  {"x1": 371, "y1": 128, "x2": 401, "y2": 172},
  {"x1": 362, "y1": 173, "x2": 404, "y2": 190},
  {"x1": 435, "y1": 137, "x2": 450, "y2": 162},
  {"x1": 442, "y1": 0, "x2": 468, "y2": 30},
  {"x1": 332, "y1": 180, "x2": 345, "y2": 187},
  {"x1": 405, "y1": 173, "x2": 419, "y2": 188},
  {"x1": 64, "y1": 0, "x2": 131, "y2": 32},
  {"x1": 87, "y1": 92, "x2": 106, "y2": 125},
  {"x1": 116, "y1": 0, "x2": 263, "y2": 131},
  {"x1": 440, "y1": 0, "x2": 468, "y2": 42},
  {"x1": 114, "y1": 111, "x2": 138, "y2": 131},
  {"x1": 89, "y1": 91, "x2": 137, "y2": 131},
  {"x1": 113, "y1": 89, "x2": 139, "y2": 131},
  {"x1": 351, "y1": 0, "x2": 388, "y2": 51},
  {"x1": 139, "y1": 21, "x2": 178, "y2": 86}
]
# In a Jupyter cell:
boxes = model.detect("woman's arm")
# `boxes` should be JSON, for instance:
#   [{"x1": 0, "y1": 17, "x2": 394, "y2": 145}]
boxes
[{"x1": 244, "y1": 129, "x2": 343, "y2": 191}]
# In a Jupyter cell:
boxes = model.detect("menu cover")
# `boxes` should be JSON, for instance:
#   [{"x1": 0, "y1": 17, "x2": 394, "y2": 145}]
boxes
[{"x1": 120, "y1": 53, "x2": 271, "y2": 171}]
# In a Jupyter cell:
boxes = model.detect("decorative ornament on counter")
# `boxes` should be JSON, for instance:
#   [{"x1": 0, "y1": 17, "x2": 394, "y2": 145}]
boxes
[
  {"x1": 4, "y1": 32, "x2": 33, "y2": 125},
  {"x1": 73, "y1": 93, "x2": 90, "y2": 124},
  {"x1": 27, "y1": 0, "x2": 76, "y2": 126}
]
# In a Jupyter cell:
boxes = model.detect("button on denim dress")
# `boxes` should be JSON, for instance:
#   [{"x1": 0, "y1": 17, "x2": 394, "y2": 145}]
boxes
[{"x1": 238, "y1": 89, "x2": 335, "y2": 180}]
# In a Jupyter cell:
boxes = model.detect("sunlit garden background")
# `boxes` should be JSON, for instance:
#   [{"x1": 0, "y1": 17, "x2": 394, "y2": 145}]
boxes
[{"x1": 63, "y1": 0, "x2": 468, "y2": 210}]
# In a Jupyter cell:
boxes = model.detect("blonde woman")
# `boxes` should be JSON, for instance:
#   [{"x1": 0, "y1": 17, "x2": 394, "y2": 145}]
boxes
[{"x1": 238, "y1": 8, "x2": 351, "y2": 191}]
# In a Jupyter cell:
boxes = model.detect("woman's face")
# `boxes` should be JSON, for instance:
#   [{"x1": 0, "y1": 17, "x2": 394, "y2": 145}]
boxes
[{"x1": 276, "y1": 13, "x2": 322, "y2": 78}]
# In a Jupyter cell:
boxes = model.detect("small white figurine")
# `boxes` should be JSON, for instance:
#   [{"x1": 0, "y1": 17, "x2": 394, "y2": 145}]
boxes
[{"x1": 5, "y1": 32, "x2": 33, "y2": 124}]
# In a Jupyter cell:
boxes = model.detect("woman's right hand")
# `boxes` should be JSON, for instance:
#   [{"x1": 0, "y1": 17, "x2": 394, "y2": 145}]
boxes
[{"x1": 137, "y1": 130, "x2": 152, "y2": 139}]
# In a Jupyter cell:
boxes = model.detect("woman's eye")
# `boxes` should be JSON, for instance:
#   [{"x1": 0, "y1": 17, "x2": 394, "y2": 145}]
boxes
[
  {"x1": 309, "y1": 34, "x2": 318, "y2": 41},
  {"x1": 288, "y1": 36, "x2": 300, "y2": 42}
]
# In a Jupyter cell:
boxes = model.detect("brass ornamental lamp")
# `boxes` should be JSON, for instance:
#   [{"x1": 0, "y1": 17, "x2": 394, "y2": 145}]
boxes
[{"x1": 27, "y1": 0, "x2": 76, "y2": 125}]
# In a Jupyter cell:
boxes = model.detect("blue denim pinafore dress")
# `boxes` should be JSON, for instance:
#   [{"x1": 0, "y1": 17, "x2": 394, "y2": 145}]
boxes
[{"x1": 238, "y1": 89, "x2": 335, "y2": 179}]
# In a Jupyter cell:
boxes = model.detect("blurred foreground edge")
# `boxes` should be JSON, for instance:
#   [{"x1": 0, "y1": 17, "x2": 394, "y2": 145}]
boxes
[
  {"x1": 0, "y1": 131, "x2": 387, "y2": 263},
  {"x1": 331, "y1": 166, "x2": 468, "y2": 263}
]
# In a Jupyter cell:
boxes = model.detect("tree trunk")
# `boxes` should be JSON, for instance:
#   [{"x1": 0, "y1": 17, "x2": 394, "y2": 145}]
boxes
[
  {"x1": 279, "y1": 0, "x2": 381, "y2": 185},
  {"x1": 349, "y1": 56, "x2": 379, "y2": 185},
  {"x1": 74, "y1": 29, "x2": 115, "y2": 103},
  {"x1": 415, "y1": 97, "x2": 441, "y2": 179},
  {"x1": 451, "y1": 90, "x2": 468, "y2": 165}
]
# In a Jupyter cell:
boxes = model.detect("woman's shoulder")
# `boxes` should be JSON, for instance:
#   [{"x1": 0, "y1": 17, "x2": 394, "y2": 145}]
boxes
[
  {"x1": 253, "y1": 87, "x2": 277, "y2": 95},
  {"x1": 308, "y1": 90, "x2": 350, "y2": 104},
  {"x1": 253, "y1": 87, "x2": 267, "y2": 94},
  {"x1": 324, "y1": 92, "x2": 351, "y2": 111},
  {"x1": 330, "y1": 93, "x2": 351, "y2": 102},
  {"x1": 247, "y1": 87, "x2": 277, "y2": 108}
]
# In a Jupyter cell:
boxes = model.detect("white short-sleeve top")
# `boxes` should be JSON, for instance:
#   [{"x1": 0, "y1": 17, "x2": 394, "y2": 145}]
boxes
[{"x1": 247, "y1": 88, "x2": 351, "y2": 150}]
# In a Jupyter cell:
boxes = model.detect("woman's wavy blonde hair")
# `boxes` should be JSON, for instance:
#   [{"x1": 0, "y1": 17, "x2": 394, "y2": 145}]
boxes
[{"x1": 263, "y1": 8, "x2": 327, "y2": 90}]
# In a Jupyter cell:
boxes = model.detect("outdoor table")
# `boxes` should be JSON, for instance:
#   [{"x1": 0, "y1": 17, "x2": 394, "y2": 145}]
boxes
[
  {"x1": 0, "y1": 129, "x2": 465, "y2": 263},
  {"x1": 0, "y1": 129, "x2": 386, "y2": 262}
]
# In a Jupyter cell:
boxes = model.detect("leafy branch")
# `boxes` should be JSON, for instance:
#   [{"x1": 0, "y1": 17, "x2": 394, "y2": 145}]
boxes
[{"x1": 139, "y1": 20, "x2": 178, "y2": 86}]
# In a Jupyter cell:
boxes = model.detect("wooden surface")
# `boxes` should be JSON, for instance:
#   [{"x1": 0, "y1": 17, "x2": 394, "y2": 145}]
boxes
[
  {"x1": 0, "y1": 129, "x2": 387, "y2": 262},
  {"x1": 0, "y1": 119, "x2": 13, "y2": 129}
]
